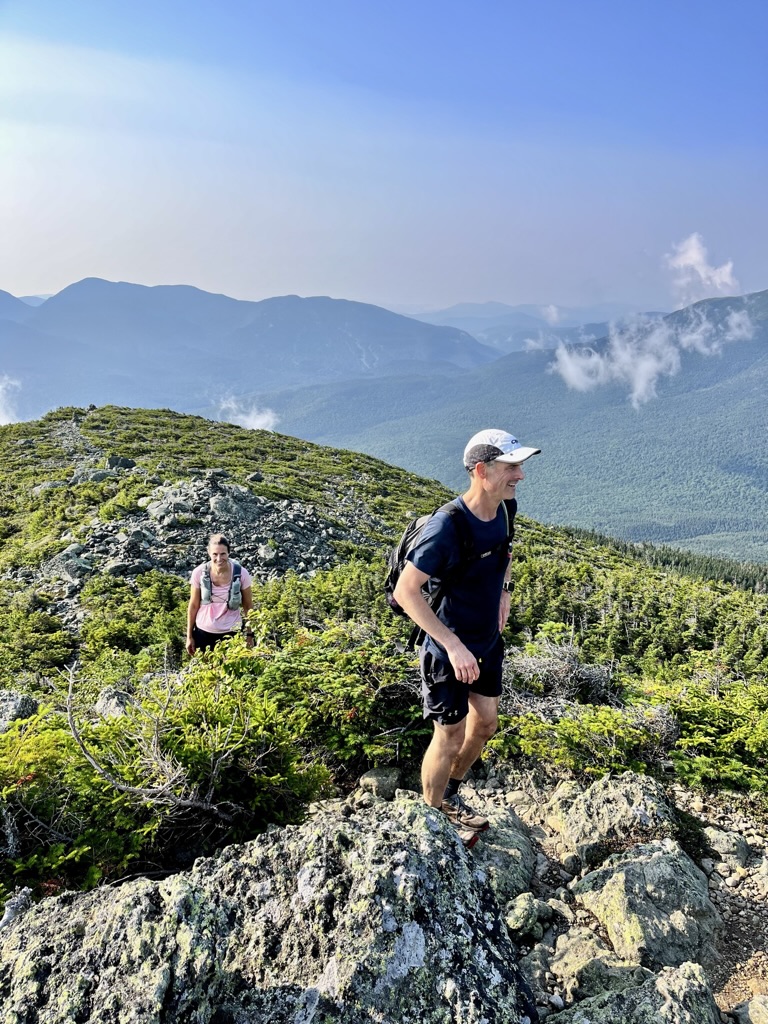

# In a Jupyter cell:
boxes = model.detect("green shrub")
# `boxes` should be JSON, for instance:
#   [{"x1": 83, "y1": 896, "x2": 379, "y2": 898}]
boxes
[{"x1": 492, "y1": 704, "x2": 653, "y2": 776}]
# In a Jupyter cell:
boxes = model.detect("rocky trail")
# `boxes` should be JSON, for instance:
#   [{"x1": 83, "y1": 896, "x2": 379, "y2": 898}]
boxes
[
  {"x1": 5, "y1": 763, "x2": 768, "y2": 1022},
  {"x1": 453, "y1": 766, "x2": 768, "y2": 1022}
]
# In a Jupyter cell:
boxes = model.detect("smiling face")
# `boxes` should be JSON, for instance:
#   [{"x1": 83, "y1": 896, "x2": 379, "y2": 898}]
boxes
[
  {"x1": 207, "y1": 542, "x2": 230, "y2": 572},
  {"x1": 481, "y1": 458, "x2": 525, "y2": 501}
]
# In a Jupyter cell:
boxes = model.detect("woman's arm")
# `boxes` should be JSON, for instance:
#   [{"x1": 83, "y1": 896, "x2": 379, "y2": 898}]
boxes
[
  {"x1": 186, "y1": 585, "x2": 201, "y2": 655},
  {"x1": 240, "y1": 586, "x2": 254, "y2": 647}
]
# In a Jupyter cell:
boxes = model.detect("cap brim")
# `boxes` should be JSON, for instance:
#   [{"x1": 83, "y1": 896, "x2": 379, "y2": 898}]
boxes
[{"x1": 494, "y1": 447, "x2": 541, "y2": 464}]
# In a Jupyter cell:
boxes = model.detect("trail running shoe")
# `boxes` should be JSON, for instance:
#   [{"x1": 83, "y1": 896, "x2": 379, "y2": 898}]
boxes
[
  {"x1": 451, "y1": 821, "x2": 480, "y2": 849},
  {"x1": 441, "y1": 793, "x2": 490, "y2": 832}
]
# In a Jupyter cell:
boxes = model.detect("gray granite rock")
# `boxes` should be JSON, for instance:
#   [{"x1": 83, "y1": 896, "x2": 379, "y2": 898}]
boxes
[
  {"x1": 0, "y1": 691, "x2": 39, "y2": 734},
  {"x1": 545, "y1": 771, "x2": 677, "y2": 869},
  {"x1": 551, "y1": 961, "x2": 721, "y2": 1023},
  {"x1": 570, "y1": 838, "x2": 720, "y2": 969},
  {"x1": 0, "y1": 800, "x2": 539, "y2": 1024}
]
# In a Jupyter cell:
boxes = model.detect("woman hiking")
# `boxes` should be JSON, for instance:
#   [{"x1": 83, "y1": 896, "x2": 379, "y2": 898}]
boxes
[{"x1": 186, "y1": 533, "x2": 254, "y2": 654}]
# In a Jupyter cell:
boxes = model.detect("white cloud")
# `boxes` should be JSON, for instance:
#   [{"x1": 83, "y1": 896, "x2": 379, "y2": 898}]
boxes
[
  {"x1": 665, "y1": 232, "x2": 739, "y2": 308},
  {"x1": 218, "y1": 398, "x2": 279, "y2": 432},
  {"x1": 724, "y1": 309, "x2": 755, "y2": 343},
  {"x1": 541, "y1": 304, "x2": 560, "y2": 325},
  {"x1": 0, "y1": 376, "x2": 20, "y2": 424},
  {"x1": 550, "y1": 303, "x2": 755, "y2": 409},
  {"x1": 523, "y1": 335, "x2": 548, "y2": 352}
]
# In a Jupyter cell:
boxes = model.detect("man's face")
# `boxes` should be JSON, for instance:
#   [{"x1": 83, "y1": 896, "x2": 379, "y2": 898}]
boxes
[{"x1": 483, "y1": 459, "x2": 525, "y2": 499}]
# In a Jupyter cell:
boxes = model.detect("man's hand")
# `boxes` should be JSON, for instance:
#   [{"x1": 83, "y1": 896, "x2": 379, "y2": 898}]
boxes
[
  {"x1": 498, "y1": 589, "x2": 511, "y2": 632},
  {"x1": 446, "y1": 639, "x2": 480, "y2": 685}
]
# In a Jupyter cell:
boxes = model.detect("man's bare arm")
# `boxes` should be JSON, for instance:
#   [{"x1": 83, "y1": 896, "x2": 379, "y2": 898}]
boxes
[{"x1": 392, "y1": 562, "x2": 479, "y2": 683}]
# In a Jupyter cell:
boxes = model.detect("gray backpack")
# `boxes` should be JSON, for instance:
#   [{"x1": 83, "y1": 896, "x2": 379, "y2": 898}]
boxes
[{"x1": 200, "y1": 559, "x2": 242, "y2": 609}]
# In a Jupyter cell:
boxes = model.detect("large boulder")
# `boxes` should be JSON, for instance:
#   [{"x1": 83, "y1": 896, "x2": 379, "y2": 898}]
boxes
[
  {"x1": 702, "y1": 825, "x2": 751, "y2": 870},
  {"x1": 570, "y1": 838, "x2": 720, "y2": 969},
  {"x1": 545, "y1": 771, "x2": 677, "y2": 869},
  {"x1": 732, "y1": 995, "x2": 768, "y2": 1024},
  {"x1": 551, "y1": 961, "x2": 721, "y2": 1023},
  {"x1": 0, "y1": 799, "x2": 539, "y2": 1024}
]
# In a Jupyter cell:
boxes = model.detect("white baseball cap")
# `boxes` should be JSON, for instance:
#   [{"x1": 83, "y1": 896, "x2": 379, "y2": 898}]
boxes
[{"x1": 463, "y1": 428, "x2": 541, "y2": 469}]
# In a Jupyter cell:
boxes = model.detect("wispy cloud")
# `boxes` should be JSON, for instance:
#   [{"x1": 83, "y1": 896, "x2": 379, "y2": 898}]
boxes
[
  {"x1": 0, "y1": 376, "x2": 20, "y2": 425},
  {"x1": 665, "y1": 232, "x2": 739, "y2": 308},
  {"x1": 550, "y1": 305, "x2": 755, "y2": 409},
  {"x1": 541, "y1": 304, "x2": 560, "y2": 326},
  {"x1": 218, "y1": 398, "x2": 279, "y2": 431}
]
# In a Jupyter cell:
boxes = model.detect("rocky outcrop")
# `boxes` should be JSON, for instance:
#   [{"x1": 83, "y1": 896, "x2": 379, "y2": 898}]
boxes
[
  {"x1": 544, "y1": 772, "x2": 677, "y2": 869},
  {"x1": 0, "y1": 799, "x2": 539, "y2": 1024},
  {"x1": 28, "y1": 468, "x2": 389, "y2": 632},
  {"x1": 733, "y1": 995, "x2": 768, "y2": 1023},
  {"x1": 570, "y1": 838, "x2": 720, "y2": 969},
  {"x1": 552, "y1": 962, "x2": 722, "y2": 1023},
  {"x1": 0, "y1": 690, "x2": 39, "y2": 734},
  {"x1": 1, "y1": 772, "x2": 747, "y2": 1024}
]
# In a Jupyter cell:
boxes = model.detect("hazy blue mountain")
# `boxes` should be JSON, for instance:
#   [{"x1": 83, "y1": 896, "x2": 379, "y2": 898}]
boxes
[
  {"x1": 0, "y1": 289, "x2": 36, "y2": 323},
  {"x1": 410, "y1": 300, "x2": 666, "y2": 353},
  {"x1": 18, "y1": 295, "x2": 51, "y2": 306},
  {"x1": 0, "y1": 278, "x2": 498, "y2": 419},
  {"x1": 412, "y1": 299, "x2": 658, "y2": 332},
  {"x1": 5, "y1": 274, "x2": 765, "y2": 561},
  {"x1": 242, "y1": 290, "x2": 768, "y2": 562}
]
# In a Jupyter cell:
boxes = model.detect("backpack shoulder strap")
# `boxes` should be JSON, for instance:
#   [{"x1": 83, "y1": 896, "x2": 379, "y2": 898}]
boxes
[
  {"x1": 438, "y1": 500, "x2": 475, "y2": 567},
  {"x1": 200, "y1": 561, "x2": 213, "y2": 603},
  {"x1": 503, "y1": 497, "x2": 517, "y2": 547}
]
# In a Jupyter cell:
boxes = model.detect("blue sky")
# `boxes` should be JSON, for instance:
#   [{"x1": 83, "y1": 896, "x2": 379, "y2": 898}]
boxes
[{"x1": 1, "y1": 0, "x2": 766, "y2": 310}]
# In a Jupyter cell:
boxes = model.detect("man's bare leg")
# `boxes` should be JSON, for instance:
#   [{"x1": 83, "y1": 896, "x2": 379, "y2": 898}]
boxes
[
  {"x1": 448, "y1": 693, "x2": 500, "y2": 782},
  {"x1": 421, "y1": 719, "x2": 465, "y2": 807}
]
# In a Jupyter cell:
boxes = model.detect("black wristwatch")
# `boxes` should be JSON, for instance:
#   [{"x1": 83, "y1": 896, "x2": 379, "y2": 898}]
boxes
[{"x1": 502, "y1": 580, "x2": 513, "y2": 593}]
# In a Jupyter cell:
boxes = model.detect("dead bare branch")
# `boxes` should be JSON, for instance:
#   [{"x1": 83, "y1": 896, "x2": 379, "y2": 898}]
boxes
[{"x1": 64, "y1": 664, "x2": 246, "y2": 823}]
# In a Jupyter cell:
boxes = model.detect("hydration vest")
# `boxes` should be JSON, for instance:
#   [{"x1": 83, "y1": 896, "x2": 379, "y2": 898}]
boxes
[{"x1": 200, "y1": 559, "x2": 242, "y2": 609}]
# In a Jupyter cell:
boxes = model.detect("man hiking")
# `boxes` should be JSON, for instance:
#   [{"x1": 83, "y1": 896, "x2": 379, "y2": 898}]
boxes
[{"x1": 392, "y1": 428, "x2": 540, "y2": 847}]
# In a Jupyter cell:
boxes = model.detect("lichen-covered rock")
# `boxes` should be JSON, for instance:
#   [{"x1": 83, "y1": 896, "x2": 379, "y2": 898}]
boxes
[
  {"x1": 702, "y1": 825, "x2": 751, "y2": 869},
  {"x1": 551, "y1": 961, "x2": 721, "y2": 1023},
  {"x1": 471, "y1": 805, "x2": 536, "y2": 904},
  {"x1": 94, "y1": 687, "x2": 135, "y2": 718},
  {"x1": 505, "y1": 891, "x2": 539, "y2": 934},
  {"x1": 505, "y1": 892, "x2": 552, "y2": 943},
  {"x1": 570, "y1": 838, "x2": 720, "y2": 969},
  {"x1": 0, "y1": 800, "x2": 539, "y2": 1024},
  {"x1": 0, "y1": 690, "x2": 39, "y2": 734},
  {"x1": 543, "y1": 779, "x2": 584, "y2": 835},
  {"x1": 358, "y1": 767, "x2": 401, "y2": 801},
  {"x1": 545, "y1": 771, "x2": 677, "y2": 868},
  {"x1": 550, "y1": 925, "x2": 653, "y2": 1002}
]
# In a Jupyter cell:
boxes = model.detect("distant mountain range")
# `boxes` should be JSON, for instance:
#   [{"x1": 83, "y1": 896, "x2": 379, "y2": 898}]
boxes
[
  {"x1": 411, "y1": 300, "x2": 667, "y2": 353},
  {"x1": 242, "y1": 290, "x2": 768, "y2": 563},
  {"x1": 1, "y1": 278, "x2": 766, "y2": 562},
  {"x1": 0, "y1": 279, "x2": 496, "y2": 418}
]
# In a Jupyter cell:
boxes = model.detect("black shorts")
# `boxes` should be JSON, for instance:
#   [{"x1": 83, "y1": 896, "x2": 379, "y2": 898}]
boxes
[
  {"x1": 419, "y1": 635, "x2": 504, "y2": 725},
  {"x1": 193, "y1": 625, "x2": 237, "y2": 652}
]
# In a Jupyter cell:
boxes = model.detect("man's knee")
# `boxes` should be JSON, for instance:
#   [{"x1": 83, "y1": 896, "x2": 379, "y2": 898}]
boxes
[
  {"x1": 472, "y1": 716, "x2": 498, "y2": 742},
  {"x1": 430, "y1": 720, "x2": 466, "y2": 757},
  {"x1": 467, "y1": 701, "x2": 499, "y2": 742}
]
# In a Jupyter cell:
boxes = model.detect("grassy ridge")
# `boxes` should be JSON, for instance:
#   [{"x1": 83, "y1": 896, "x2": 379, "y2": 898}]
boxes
[{"x1": 1, "y1": 406, "x2": 768, "y2": 902}]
